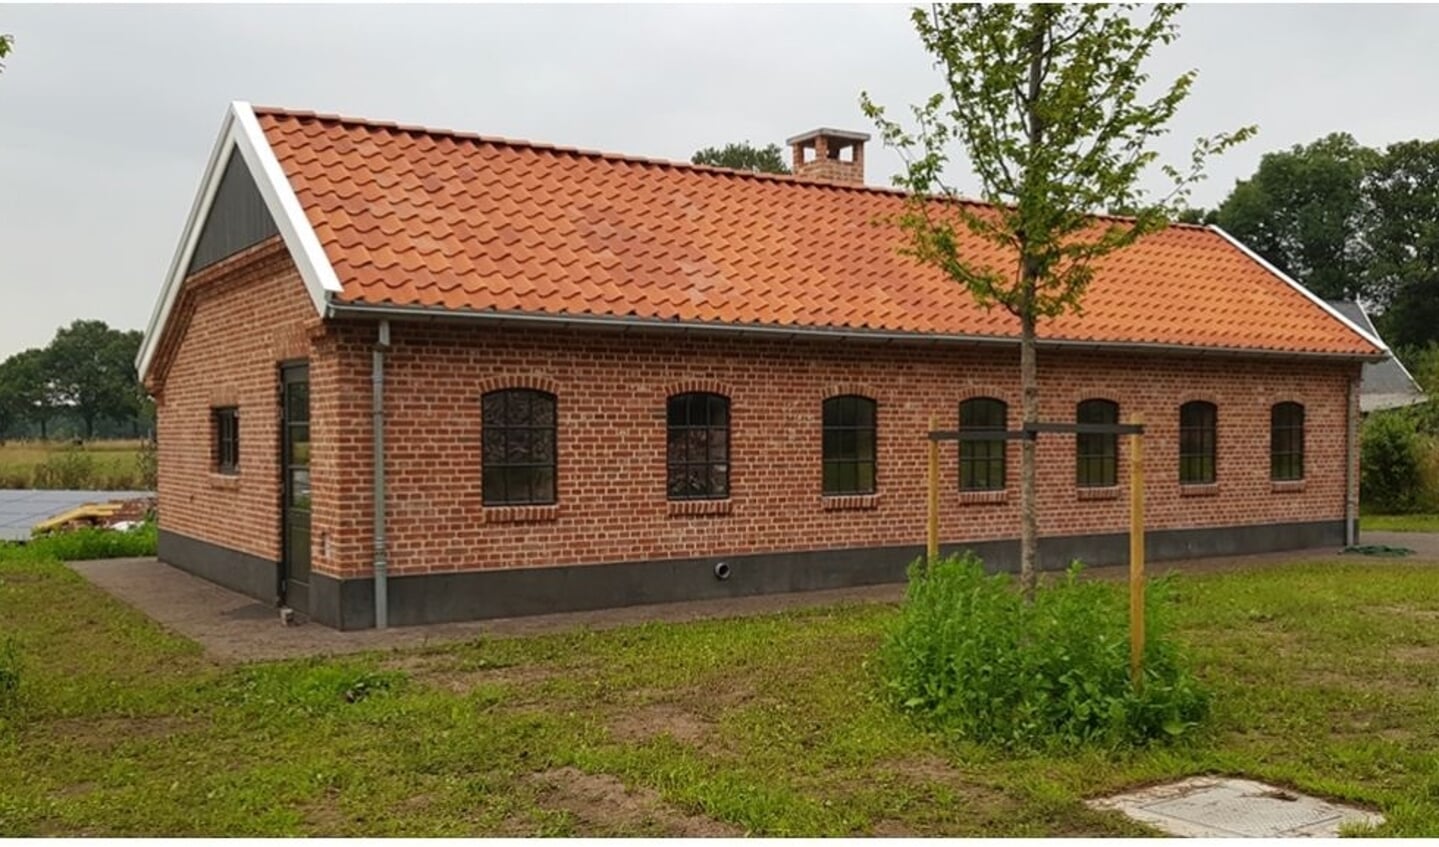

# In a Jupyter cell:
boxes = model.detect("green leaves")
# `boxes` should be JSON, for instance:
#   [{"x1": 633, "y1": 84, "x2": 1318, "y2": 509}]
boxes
[
  {"x1": 1212, "y1": 132, "x2": 1376, "y2": 303},
  {"x1": 691, "y1": 142, "x2": 790, "y2": 175},
  {"x1": 862, "y1": 4, "x2": 1253, "y2": 321},
  {"x1": 879, "y1": 554, "x2": 1210, "y2": 749}
]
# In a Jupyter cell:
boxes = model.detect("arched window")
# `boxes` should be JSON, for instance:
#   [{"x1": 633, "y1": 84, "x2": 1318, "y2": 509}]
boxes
[
  {"x1": 667, "y1": 392, "x2": 730, "y2": 500},
  {"x1": 1179, "y1": 401, "x2": 1217, "y2": 485},
  {"x1": 959, "y1": 397, "x2": 1007, "y2": 491},
  {"x1": 822, "y1": 395, "x2": 877, "y2": 495},
  {"x1": 1076, "y1": 399, "x2": 1119, "y2": 488},
  {"x1": 1271, "y1": 402, "x2": 1305, "y2": 481},
  {"x1": 481, "y1": 389, "x2": 557, "y2": 505}
]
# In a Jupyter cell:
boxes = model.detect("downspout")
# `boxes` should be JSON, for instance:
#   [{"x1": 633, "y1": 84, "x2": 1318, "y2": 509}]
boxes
[
  {"x1": 1344, "y1": 371, "x2": 1360, "y2": 547},
  {"x1": 372, "y1": 320, "x2": 391, "y2": 629}
]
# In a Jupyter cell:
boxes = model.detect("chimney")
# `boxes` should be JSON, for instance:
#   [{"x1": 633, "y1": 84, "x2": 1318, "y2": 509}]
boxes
[{"x1": 787, "y1": 128, "x2": 869, "y2": 185}]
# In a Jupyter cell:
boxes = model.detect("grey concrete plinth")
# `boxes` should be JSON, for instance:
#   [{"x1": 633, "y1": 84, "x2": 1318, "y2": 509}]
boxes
[{"x1": 1089, "y1": 777, "x2": 1383, "y2": 837}]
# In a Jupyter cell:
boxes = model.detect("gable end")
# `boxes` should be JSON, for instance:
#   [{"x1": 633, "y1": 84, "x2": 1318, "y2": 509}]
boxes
[{"x1": 187, "y1": 152, "x2": 279, "y2": 275}]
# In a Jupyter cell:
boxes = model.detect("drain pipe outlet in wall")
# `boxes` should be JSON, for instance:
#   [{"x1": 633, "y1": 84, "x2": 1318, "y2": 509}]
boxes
[
  {"x1": 373, "y1": 319, "x2": 391, "y2": 629},
  {"x1": 1345, "y1": 372, "x2": 1360, "y2": 548}
]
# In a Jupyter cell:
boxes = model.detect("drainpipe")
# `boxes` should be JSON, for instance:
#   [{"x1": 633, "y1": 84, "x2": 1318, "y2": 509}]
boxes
[
  {"x1": 372, "y1": 320, "x2": 391, "y2": 629},
  {"x1": 1344, "y1": 372, "x2": 1359, "y2": 547}
]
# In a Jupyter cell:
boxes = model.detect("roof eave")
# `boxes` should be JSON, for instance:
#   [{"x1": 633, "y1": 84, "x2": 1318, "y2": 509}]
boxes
[{"x1": 324, "y1": 301, "x2": 1385, "y2": 363}]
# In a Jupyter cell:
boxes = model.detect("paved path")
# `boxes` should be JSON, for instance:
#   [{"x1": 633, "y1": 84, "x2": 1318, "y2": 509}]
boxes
[
  {"x1": 68, "y1": 558, "x2": 905, "y2": 663},
  {"x1": 0, "y1": 489, "x2": 153, "y2": 541},
  {"x1": 69, "y1": 532, "x2": 1439, "y2": 663}
]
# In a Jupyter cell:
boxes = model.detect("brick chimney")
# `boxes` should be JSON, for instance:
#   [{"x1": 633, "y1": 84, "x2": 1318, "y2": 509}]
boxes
[{"x1": 787, "y1": 128, "x2": 869, "y2": 185}]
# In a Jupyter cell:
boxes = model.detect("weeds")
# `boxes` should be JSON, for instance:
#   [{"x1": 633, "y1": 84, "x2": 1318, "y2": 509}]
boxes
[
  {"x1": 0, "y1": 639, "x2": 20, "y2": 715},
  {"x1": 879, "y1": 553, "x2": 1209, "y2": 749},
  {"x1": 0, "y1": 440, "x2": 148, "y2": 490},
  {"x1": 31, "y1": 448, "x2": 96, "y2": 489},
  {"x1": 23, "y1": 523, "x2": 158, "y2": 560}
]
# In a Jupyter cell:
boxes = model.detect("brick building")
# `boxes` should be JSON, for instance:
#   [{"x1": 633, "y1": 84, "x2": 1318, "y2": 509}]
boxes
[{"x1": 137, "y1": 102, "x2": 1385, "y2": 630}]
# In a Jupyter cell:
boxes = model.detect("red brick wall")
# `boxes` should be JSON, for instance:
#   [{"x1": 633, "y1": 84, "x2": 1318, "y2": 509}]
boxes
[
  {"x1": 152, "y1": 239, "x2": 315, "y2": 562},
  {"x1": 312, "y1": 320, "x2": 1359, "y2": 579}
]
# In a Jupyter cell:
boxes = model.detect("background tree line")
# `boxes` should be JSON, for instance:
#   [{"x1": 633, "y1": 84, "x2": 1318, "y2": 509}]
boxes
[
  {"x1": 0, "y1": 320, "x2": 152, "y2": 442},
  {"x1": 1179, "y1": 133, "x2": 1439, "y2": 357}
]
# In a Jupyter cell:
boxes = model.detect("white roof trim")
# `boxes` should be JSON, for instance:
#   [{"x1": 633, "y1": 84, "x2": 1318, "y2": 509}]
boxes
[
  {"x1": 1207, "y1": 224, "x2": 1388, "y2": 353},
  {"x1": 136, "y1": 101, "x2": 341, "y2": 382}
]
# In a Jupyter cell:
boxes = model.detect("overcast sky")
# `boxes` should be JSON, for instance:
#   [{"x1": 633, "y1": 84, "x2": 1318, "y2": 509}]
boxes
[{"x1": 3, "y1": 3, "x2": 1437, "y2": 360}]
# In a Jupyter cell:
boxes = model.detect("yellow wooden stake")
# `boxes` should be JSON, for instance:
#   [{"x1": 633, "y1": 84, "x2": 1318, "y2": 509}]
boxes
[
  {"x1": 927, "y1": 412, "x2": 940, "y2": 565},
  {"x1": 1129, "y1": 413, "x2": 1146, "y2": 687}
]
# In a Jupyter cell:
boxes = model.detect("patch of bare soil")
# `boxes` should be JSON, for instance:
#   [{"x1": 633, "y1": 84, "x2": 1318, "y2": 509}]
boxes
[
  {"x1": 383, "y1": 653, "x2": 558, "y2": 694},
  {"x1": 1390, "y1": 644, "x2": 1439, "y2": 664},
  {"x1": 1364, "y1": 604, "x2": 1439, "y2": 621},
  {"x1": 884, "y1": 754, "x2": 1020, "y2": 813},
  {"x1": 608, "y1": 702, "x2": 711, "y2": 745},
  {"x1": 528, "y1": 767, "x2": 741, "y2": 837},
  {"x1": 301, "y1": 788, "x2": 350, "y2": 835},
  {"x1": 1297, "y1": 665, "x2": 1430, "y2": 696},
  {"x1": 870, "y1": 819, "x2": 920, "y2": 837},
  {"x1": 46, "y1": 715, "x2": 202, "y2": 751}
]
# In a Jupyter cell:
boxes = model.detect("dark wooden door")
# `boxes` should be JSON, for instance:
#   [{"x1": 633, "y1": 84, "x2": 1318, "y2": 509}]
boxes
[{"x1": 281, "y1": 363, "x2": 311, "y2": 614}]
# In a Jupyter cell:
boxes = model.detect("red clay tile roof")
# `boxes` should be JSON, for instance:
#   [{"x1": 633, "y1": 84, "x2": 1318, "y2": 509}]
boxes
[{"x1": 255, "y1": 107, "x2": 1380, "y2": 358}]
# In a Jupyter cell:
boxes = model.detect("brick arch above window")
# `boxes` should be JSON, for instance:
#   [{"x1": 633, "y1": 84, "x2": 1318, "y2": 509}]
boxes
[
  {"x1": 476, "y1": 374, "x2": 559, "y2": 397},
  {"x1": 1176, "y1": 393, "x2": 1223, "y2": 409},
  {"x1": 662, "y1": 379, "x2": 733, "y2": 400},
  {"x1": 955, "y1": 385, "x2": 1014, "y2": 405},
  {"x1": 820, "y1": 382, "x2": 880, "y2": 402}
]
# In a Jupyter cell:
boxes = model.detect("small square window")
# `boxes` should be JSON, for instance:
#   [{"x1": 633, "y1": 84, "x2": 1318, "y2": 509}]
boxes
[{"x1": 213, "y1": 407, "x2": 239, "y2": 475}]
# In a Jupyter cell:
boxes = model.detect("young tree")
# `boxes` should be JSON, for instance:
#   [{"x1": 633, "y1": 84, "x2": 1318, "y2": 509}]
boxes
[
  {"x1": 862, "y1": 4, "x2": 1253, "y2": 598},
  {"x1": 692, "y1": 141, "x2": 791, "y2": 174},
  {"x1": 0, "y1": 34, "x2": 12, "y2": 74}
]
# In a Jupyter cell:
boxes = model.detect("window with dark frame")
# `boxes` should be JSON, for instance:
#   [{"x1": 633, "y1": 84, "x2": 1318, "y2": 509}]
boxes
[
  {"x1": 1179, "y1": 400, "x2": 1217, "y2": 485},
  {"x1": 1271, "y1": 402, "x2": 1305, "y2": 481},
  {"x1": 481, "y1": 389, "x2": 557, "y2": 506},
  {"x1": 1076, "y1": 399, "x2": 1119, "y2": 488},
  {"x1": 959, "y1": 397, "x2": 1007, "y2": 491},
  {"x1": 667, "y1": 392, "x2": 730, "y2": 500},
  {"x1": 213, "y1": 407, "x2": 239, "y2": 474},
  {"x1": 822, "y1": 395, "x2": 877, "y2": 496}
]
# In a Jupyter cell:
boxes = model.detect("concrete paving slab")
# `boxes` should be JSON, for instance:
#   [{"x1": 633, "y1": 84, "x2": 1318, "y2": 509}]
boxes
[
  {"x1": 0, "y1": 489, "x2": 153, "y2": 541},
  {"x1": 1089, "y1": 776, "x2": 1383, "y2": 837}
]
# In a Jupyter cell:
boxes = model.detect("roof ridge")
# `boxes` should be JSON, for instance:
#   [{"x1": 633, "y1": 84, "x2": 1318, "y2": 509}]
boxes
[{"x1": 248, "y1": 104, "x2": 1210, "y2": 231}]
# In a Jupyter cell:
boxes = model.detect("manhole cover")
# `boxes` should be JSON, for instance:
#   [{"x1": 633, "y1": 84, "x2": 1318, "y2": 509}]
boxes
[{"x1": 1088, "y1": 777, "x2": 1382, "y2": 837}]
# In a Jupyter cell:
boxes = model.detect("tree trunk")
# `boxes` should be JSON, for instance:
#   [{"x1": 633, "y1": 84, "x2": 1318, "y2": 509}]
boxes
[{"x1": 1018, "y1": 287, "x2": 1040, "y2": 600}]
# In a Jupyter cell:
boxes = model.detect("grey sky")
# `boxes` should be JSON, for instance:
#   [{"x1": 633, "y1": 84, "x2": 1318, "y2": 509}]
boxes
[{"x1": 2, "y1": 3, "x2": 1436, "y2": 360}]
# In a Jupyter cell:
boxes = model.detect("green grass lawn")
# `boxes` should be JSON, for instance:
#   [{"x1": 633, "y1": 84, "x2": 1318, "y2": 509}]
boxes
[
  {"x1": 3, "y1": 546, "x2": 1438, "y2": 835},
  {"x1": 1362, "y1": 513, "x2": 1439, "y2": 533}
]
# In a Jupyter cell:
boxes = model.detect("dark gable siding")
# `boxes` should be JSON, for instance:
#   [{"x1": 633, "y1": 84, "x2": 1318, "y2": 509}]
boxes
[{"x1": 187, "y1": 152, "x2": 279, "y2": 275}]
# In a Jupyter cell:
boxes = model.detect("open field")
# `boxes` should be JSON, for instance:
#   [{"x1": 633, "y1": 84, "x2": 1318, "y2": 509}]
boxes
[
  {"x1": 0, "y1": 440, "x2": 148, "y2": 490},
  {"x1": 1362, "y1": 514, "x2": 1439, "y2": 533},
  {"x1": 2, "y1": 548, "x2": 1437, "y2": 835}
]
